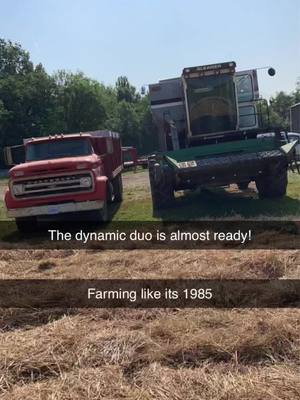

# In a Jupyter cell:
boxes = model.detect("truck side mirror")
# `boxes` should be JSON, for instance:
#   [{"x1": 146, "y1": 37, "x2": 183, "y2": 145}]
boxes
[{"x1": 268, "y1": 68, "x2": 276, "y2": 76}]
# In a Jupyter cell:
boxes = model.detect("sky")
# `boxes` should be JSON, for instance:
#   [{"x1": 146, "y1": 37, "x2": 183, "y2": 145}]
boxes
[{"x1": 0, "y1": 0, "x2": 300, "y2": 98}]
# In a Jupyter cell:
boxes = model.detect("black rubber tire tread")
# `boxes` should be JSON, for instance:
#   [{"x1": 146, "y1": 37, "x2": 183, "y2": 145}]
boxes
[
  {"x1": 256, "y1": 167, "x2": 288, "y2": 198},
  {"x1": 113, "y1": 174, "x2": 123, "y2": 202},
  {"x1": 149, "y1": 164, "x2": 174, "y2": 210},
  {"x1": 16, "y1": 217, "x2": 37, "y2": 233},
  {"x1": 91, "y1": 201, "x2": 109, "y2": 223},
  {"x1": 237, "y1": 181, "x2": 250, "y2": 190}
]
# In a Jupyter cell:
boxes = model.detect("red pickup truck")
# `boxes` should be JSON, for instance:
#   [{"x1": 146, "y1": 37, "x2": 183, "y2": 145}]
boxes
[{"x1": 5, "y1": 130, "x2": 123, "y2": 232}]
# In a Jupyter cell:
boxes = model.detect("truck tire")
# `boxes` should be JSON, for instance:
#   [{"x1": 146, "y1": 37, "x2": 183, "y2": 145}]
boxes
[
  {"x1": 113, "y1": 174, "x2": 123, "y2": 202},
  {"x1": 149, "y1": 162, "x2": 174, "y2": 210},
  {"x1": 16, "y1": 217, "x2": 37, "y2": 233},
  {"x1": 255, "y1": 167, "x2": 288, "y2": 198},
  {"x1": 90, "y1": 201, "x2": 108, "y2": 223}
]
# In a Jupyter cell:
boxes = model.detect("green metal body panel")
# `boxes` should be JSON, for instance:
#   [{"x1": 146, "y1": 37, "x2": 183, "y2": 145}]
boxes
[{"x1": 164, "y1": 137, "x2": 278, "y2": 168}]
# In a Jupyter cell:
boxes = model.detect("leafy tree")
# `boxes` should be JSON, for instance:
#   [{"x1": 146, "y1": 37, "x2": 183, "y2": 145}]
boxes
[
  {"x1": 116, "y1": 76, "x2": 140, "y2": 103},
  {"x1": 269, "y1": 91, "x2": 294, "y2": 129},
  {"x1": 134, "y1": 94, "x2": 158, "y2": 154},
  {"x1": 0, "y1": 40, "x2": 55, "y2": 146},
  {"x1": 293, "y1": 77, "x2": 300, "y2": 104},
  {"x1": 51, "y1": 71, "x2": 109, "y2": 134},
  {"x1": 107, "y1": 100, "x2": 140, "y2": 146},
  {"x1": 0, "y1": 39, "x2": 33, "y2": 77},
  {"x1": 257, "y1": 100, "x2": 284, "y2": 129}
]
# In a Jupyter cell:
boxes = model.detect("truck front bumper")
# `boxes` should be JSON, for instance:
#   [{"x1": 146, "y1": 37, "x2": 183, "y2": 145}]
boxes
[{"x1": 7, "y1": 200, "x2": 104, "y2": 218}]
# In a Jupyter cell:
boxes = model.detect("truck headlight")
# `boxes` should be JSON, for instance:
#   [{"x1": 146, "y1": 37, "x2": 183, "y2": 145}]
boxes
[
  {"x1": 13, "y1": 183, "x2": 24, "y2": 195},
  {"x1": 79, "y1": 176, "x2": 92, "y2": 188}
]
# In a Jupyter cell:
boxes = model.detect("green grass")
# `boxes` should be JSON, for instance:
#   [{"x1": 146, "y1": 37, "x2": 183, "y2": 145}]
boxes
[
  {"x1": 0, "y1": 178, "x2": 8, "y2": 219},
  {"x1": 1, "y1": 173, "x2": 299, "y2": 224},
  {"x1": 122, "y1": 166, "x2": 145, "y2": 174},
  {"x1": 0, "y1": 202, "x2": 7, "y2": 220},
  {"x1": 113, "y1": 172, "x2": 300, "y2": 221}
]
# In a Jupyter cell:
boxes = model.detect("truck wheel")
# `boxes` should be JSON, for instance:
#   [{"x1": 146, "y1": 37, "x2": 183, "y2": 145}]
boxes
[
  {"x1": 113, "y1": 174, "x2": 123, "y2": 202},
  {"x1": 237, "y1": 181, "x2": 250, "y2": 190},
  {"x1": 15, "y1": 217, "x2": 37, "y2": 233},
  {"x1": 256, "y1": 167, "x2": 288, "y2": 198},
  {"x1": 91, "y1": 201, "x2": 109, "y2": 223},
  {"x1": 149, "y1": 163, "x2": 174, "y2": 210}
]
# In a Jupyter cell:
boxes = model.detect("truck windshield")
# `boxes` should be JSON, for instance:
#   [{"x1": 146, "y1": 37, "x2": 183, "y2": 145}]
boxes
[
  {"x1": 26, "y1": 138, "x2": 92, "y2": 161},
  {"x1": 185, "y1": 74, "x2": 237, "y2": 136}
]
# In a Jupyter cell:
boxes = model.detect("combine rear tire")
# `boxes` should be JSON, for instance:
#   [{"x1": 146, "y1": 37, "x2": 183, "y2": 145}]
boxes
[
  {"x1": 256, "y1": 167, "x2": 287, "y2": 198},
  {"x1": 149, "y1": 162, "x2": 174, "y2": 210}
]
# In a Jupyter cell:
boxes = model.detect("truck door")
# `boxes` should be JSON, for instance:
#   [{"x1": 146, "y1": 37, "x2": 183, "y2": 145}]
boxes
[{"x1": 235, "y1": 70, "x2": 259, "y2": 130}]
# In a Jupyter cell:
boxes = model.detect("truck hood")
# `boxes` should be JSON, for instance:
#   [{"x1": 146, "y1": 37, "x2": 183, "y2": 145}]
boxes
[{"x1": 10, "y1": 155, "x2": 99, "y2": 177}]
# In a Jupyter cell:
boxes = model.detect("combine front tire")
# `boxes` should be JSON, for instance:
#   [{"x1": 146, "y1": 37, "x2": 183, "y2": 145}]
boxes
[
  {"x1": 149, "y1": 161, "x2": 174, "y2": 210},
  {"x1": 256, "y1": 167, "x2": 287, "y2": 198}
]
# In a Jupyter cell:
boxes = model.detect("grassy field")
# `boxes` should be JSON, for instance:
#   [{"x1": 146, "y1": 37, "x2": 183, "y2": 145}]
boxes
[
  {"x1": 0, "y1": 170, "x2": 299, "y2": 399},
  {"x1": 1, "y1": 171, "x2": 300, "y2": 221},
  {"x1": 0, "y1": 249, "x2": 299, "y2": 399},
  {"x1": 114, "y1": 170, "x2": 300, "y2": 221},
  {"x1": 0, "y1": 178, "x2": 7, "y2": 220}
]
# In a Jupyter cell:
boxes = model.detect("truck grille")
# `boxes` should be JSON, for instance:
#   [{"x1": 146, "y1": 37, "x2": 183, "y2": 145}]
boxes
[{"x1": 13, "y1": 172, "x2": 93, "y2": 199}]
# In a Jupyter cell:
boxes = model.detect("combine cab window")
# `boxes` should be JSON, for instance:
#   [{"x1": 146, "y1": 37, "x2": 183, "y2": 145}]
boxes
[
  {"x1": 236, "y1": 74, "x2": 253, "y2": 102},
  {"x1": 185, "y1": 74, "x2": 237, "y2": 136},
  {"x1": 239, "y1": 105, "x2": 257, "y2": 128},
  {"x1": 26, "y1": 138, "x2": 92, "y2": 161}
]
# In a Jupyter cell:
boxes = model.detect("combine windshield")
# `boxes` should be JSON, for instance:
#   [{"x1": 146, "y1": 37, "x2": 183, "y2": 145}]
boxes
[
  {"x1": 26, "y1": 138, "x2": 92, "y2": 161},
  {"x1": 185, "y1": 74, "x2": 237, "y2": 136}
]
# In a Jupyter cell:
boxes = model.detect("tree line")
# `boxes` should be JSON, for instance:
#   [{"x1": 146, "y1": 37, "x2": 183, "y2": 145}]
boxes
[
  {"x1": 0, "y1": 38, "x2": 299, "y2": 159},
  {"x1": 0, "y1": 39, "x2": 157, "y2": 157}
]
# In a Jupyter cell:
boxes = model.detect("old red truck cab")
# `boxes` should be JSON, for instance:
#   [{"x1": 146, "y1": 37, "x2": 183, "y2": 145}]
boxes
[{"x1": 5, "y1": 130, "x2": 123, "y2": 231}]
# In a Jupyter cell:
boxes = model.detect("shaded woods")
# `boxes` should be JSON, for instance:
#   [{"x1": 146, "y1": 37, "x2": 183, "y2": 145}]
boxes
[{"x1": 0, "y1": 39, "x2": 157, "y2": 158}]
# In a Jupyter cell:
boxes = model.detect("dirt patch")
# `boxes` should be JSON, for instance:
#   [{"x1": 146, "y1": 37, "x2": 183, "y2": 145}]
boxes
[{"x1": 122, "y1": 170, "x2": 150, "y2": 191}]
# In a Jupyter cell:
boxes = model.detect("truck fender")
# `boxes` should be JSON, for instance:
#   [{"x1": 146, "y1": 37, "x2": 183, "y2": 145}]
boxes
[
  {"x1": 95, "y1": 175, "x2": 109, "y2": 199},
  {"x1": 4, "y1": 188, "x2": 12, "y2": 209}
]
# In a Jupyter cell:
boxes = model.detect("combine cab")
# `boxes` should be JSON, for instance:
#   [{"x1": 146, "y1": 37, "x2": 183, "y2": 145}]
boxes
[{"x1": 148, "y1": 62, "x2": 298, "y2": 210}]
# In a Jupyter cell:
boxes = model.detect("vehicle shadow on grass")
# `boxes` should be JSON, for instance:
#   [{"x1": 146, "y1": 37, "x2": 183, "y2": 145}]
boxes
[
  {"x1": 0, "y1": 201, "x2": 122, "y2": 243},
  {"x1": 155, "y1": 186, "x2": 300, "y2": 221}
]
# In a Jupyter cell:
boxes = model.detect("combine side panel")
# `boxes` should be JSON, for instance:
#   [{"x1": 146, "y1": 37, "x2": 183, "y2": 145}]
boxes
[
  {"x1": 291, "y1": 103, "x2": 300, "y2": 133},
  {"x1": 149, "y1": 78, "x2": 186, "y2": 152}
]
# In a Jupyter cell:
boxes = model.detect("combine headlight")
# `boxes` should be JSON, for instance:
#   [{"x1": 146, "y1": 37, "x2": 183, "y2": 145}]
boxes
[
  {"x1": 79, "y1": 176, "x2": 92, "y2": 188},
  {"x1": 13, "y1": 183, "x2": 24, "y2": 195}
]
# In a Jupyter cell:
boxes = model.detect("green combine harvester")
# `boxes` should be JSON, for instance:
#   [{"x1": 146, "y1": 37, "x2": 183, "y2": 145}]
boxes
[{"x1": 148, "y1": 61, "x2": 298, "y2": 210}]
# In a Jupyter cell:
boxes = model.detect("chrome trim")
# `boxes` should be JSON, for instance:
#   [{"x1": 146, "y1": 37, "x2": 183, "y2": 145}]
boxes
[
  {"x1": 7, "y1": 200, "x2": 104, "y2": 218},
  {"x1": 112, "y1": 165, "x2": 123, "y2": 178},
  {"x1": 11, "y1": 170, "x2": 94, "y2": 200}
]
